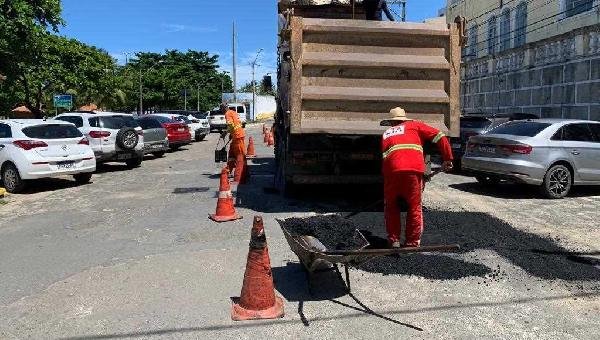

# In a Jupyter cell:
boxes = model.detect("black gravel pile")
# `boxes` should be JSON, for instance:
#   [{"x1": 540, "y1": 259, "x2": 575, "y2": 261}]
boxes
[{"x1": 279, "y1": 215, "x2": 367, "y2": 251}]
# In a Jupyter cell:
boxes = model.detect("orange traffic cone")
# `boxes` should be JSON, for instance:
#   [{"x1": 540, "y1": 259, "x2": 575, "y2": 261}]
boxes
[
  {"x1": 233, "y1": 153, "x2": 249, "y2": 185},
  {"x1": 267, "y1": 131, "x2": 275, "y2": 147},
  {"x1": 209, "y1": 167, "x2": 242, "y2": 222},
  {"x1": 246, "y1": 137, "x2": 256, "y2": 158},
  {"x1": 231, "y1": 216, "x2": 284, "y2": 321},
  {"x1": 263, "y1": 128, "x2": 270, "y2": 144}
]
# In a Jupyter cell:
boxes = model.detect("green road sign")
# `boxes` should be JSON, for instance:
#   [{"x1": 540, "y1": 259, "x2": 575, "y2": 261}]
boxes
[{"x1": 53, "y1": 94, "x2": 73, "y2": 109}]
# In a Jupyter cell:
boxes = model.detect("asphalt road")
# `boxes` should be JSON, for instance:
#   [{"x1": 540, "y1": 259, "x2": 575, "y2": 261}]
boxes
[{"x1": 0, "y1": 125, "x2": 598, "y2": 339}]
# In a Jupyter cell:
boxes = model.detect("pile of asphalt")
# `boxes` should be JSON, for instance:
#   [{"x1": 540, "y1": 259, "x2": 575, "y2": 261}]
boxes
[{"x1": 279, "y1": 215, "x2": 367, "y2": 251}]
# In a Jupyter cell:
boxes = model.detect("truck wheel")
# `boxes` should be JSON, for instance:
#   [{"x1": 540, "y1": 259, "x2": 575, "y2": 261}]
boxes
[{"x1": 1, "y1": 163, "x2": 25, "y2": 193}]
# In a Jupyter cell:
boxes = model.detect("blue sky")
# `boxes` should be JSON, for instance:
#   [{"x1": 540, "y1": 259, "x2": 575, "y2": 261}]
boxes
[{"x1": 60, "y1": 0, "x2": 446, "y2": 85}]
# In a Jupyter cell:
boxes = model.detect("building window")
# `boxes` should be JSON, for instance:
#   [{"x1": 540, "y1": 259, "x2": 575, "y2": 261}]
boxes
[
  {"x1": 468, "y1": 24, "x2": 478, "y2": 58},
  {"x1": 565, "y1": 0, "x2": 594, "y2": 18},
  {"x1": 488, "y1": 16, "x2": 497, "y2": 54},
  {"x1": 514, "y1": 2, "x2": 527, "y2": 47},
  {"x1": 500, "y1": 8, "x2": 511, "y2": 51}
]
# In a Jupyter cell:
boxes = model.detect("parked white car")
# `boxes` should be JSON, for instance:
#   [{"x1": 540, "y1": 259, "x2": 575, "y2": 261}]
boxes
[
  {"x1": 153, "y1": 113, "x2": 209, "y2": 141},
  {"x1": 54, "y1": 112, "x2": 145, "y2": 168},
  {"x1": 0, "y1": 119, "x2": 96, "y2": 193}
]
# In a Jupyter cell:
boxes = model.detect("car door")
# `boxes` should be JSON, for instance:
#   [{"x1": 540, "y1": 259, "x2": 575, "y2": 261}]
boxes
[
  {"x1": 0, "y1": 123, "x2": 12, "y2": 164},
  {"x1": 586, "y1": 123, "x2": 600, "y2": 181},
  {"x1": 560, "y1": 123, "x2": 599, "y2": 182}
]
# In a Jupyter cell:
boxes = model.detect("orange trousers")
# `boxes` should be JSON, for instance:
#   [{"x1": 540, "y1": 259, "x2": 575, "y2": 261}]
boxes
[
  {"x1": 384, "y1": 172, "x2": 424, "y2": 247},
  {"x1": 228, "y1": 137, "x2": 246, "y2": 169}
]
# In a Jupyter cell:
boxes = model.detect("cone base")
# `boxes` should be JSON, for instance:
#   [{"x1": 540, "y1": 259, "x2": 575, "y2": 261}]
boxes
[
  {"x1": 231, "y1": 296, "x2": 284, "y2": 321},
  {"x1": 209, "y1": 214, "x2": 242, "y2": 223},
  {"x1": 246, "y1": 155, "x2": 256, "y2": 159}
]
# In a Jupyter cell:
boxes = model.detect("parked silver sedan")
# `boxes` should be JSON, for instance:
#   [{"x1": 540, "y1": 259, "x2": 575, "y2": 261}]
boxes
[{"x1": 462, "y1": 119, "x2": 600, "y2": 199}]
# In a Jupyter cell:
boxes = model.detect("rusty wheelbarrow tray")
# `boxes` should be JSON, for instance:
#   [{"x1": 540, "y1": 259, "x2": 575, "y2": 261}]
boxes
[{"x1": 279, "y1": 221, "x2": 460, "y2": 293}]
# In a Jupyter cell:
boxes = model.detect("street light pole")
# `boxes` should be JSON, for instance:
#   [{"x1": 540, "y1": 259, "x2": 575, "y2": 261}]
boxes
[
  {"x1": 138, "y1": 60, "x2": 163, "y2": 115},
  {"x1": 197, "y1": 83, "x2": 200, "y2": 112},
  {"x1": 139, "y1": 69, "x2": 143, "y2": 115},
  {"x1": 251, "y1": 48, "x2": 263, "y2": 122}
]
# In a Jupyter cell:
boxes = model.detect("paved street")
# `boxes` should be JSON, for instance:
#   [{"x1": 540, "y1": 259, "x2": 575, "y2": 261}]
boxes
[{"x1": 0, "y1": 125, "x2": 599, "y2": 339}]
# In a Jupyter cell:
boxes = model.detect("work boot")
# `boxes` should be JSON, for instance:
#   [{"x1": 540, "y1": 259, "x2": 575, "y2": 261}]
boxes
[{"x1": 389, "y1": 241, "x2": 401, "y2": 249}]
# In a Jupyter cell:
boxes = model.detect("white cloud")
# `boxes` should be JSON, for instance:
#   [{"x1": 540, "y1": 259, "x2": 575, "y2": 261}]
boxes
[{"x1": 161, "y1": 23, "x2": 217, "y2": 34}]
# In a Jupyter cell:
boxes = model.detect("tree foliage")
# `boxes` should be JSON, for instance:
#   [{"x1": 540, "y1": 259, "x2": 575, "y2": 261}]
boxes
[
  {"x1": 0, "y1": 1, "x2": 231, "y2": 117},
  {"x1": 118, "y1": 50, "x2": 233, "y2": 113}
]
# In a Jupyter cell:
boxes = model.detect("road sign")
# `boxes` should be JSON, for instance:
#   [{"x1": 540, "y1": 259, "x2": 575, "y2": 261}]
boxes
[{"x1": 53, "y1": 94, "x2": 73, "y2": 109}]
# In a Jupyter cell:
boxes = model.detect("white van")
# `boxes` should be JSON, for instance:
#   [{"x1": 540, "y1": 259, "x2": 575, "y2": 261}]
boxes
[{"x1": 228, "y1": 103, "x2": 248, "y2": 127}]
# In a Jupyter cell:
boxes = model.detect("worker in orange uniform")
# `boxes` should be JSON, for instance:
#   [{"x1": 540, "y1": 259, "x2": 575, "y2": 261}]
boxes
[
  {"x1": 380, "y1": 107, "x2": 454, "y2": 248},
  {"x1": 221, "y1": 103, "x2": 246, "y2": 169}
]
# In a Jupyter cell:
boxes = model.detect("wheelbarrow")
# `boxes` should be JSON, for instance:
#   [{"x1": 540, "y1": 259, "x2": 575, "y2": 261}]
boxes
[{"x1": 278, "y1": 219, "x2": 460, "y2": 293}]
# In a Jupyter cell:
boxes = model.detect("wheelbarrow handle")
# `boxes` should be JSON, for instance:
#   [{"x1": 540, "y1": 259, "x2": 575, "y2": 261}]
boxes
[{"x1": 324, "y1": 244, "x2": 460, "y2": 256}]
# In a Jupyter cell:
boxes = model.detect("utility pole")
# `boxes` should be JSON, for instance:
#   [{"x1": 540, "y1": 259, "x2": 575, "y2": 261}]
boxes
[
  {"x1": 401, "y1": 0, "x2": 406, "y2": 22},
  {"x1": 184, "y1": 89, "x2": 188, "y2": 111},
  {"x1": 139, "y1": 69, "x2": 143, "y2": 115},
  {"x1": 232, "y1": 21, "x2": 237, "y2": 102},
  {"x1": 251, "y1": 49, "x2": 263, "y2": 122},
  {"x1": 197, "y1": 83, "x2": 200, "y2": 112}
]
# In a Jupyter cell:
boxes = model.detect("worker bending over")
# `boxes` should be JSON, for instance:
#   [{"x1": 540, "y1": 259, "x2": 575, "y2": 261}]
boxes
[
  {"x1": 380, "y1": 107, "x2": 453, "y2": 248},
  {"x1": 363, "y1": 0, "x2": 395, "y2": 21},
  {"x1": 221, "y1": 103, "x2": 245, "y2": 169}
]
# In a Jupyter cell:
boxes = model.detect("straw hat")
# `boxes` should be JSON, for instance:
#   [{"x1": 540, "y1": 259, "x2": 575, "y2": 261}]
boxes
[{"x1": 380, "y1": 107, "x2": 412, "y2": 126}]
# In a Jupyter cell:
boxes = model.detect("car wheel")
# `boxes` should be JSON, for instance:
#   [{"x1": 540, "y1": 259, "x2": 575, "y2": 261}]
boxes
[
  {"x1": 170, "y1": 145, "x2": 181, "y2": 151},
  {"x1": 73, "y1": 173, "x2": 92, "y2": 184},
  {"x1": 541, "y1": 164, "x2": 572, "y2": 199},
  {"x1": 2, "y1": 163, "x2": 25, "y2": 193},
  {"x1": 196, "y1": 134, "x2": 206, "y2": 142},
  {"x1": 475, "y1": 175, "x2": 500, "y2": 185},
  {"x1": 152, "y1": 152, "x2": 165, "y2": 158},
  {"x1": 116, "y1": 128, "x2": 139, "y2": 150},
  {"x1": 125, "y1": 156, "x2": 143, "y2": 168}
]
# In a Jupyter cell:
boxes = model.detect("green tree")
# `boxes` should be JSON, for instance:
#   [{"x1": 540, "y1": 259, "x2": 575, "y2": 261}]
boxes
[
  {"x1": 120, "y1": 50, "x2": 232, "y2": 113},
  {"x1": 0, "y1": 0, "x2": 63, "y2": 115}
]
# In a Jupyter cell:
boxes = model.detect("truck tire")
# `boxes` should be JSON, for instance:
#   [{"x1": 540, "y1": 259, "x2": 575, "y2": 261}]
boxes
[{"x1": 116, "y1": 128, "x2": 139, "y2": 150}]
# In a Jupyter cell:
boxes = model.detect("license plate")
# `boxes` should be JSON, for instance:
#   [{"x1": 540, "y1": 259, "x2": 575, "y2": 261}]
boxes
[
  {"x1": 452, "y1": 143, "x2": 462, "y2": 149},
  {"x1": 178, "y1": 128, "x2": 185, "y2": 132},
  {"x1": 117, "y1": 153, "x2": 133, "y2": 160},
  {"x1": 57, "y1": 161, "x2": 74, "y2": 169},
  {"x1": 478, "y1": 145, "x2": 496, "y2": 154},
  {"x1": 152, "y1": 144, "x2": 163, "y2": 149}
]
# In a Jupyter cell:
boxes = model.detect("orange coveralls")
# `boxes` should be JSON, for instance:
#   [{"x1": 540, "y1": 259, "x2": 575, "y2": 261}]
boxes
[
  {"x1": 381, "y1": 121, "x2": 453, "y2": 247},
  {"x1": 225, "y1": 109, "x2": 246, "y2": 168}
]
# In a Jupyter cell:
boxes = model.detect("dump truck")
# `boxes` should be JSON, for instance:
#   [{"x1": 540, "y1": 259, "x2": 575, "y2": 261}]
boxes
[{"x1": 275, "y1": 0, "x2": 464, "y2": 192}]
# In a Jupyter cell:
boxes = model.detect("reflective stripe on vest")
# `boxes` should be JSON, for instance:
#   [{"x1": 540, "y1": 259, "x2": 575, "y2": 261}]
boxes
[
  {"x1": 382, "y1": 144, "x2": 424, "y2": 159},
  {"x1": 432, "y1": 132, "x2": 445, "y2": 144}
]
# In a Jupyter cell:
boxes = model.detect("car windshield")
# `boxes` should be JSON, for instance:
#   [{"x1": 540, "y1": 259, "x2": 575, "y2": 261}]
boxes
[
  {"x1": 487, "y1": 121, "x2": 552, "y2": 137},
  {"x1": 461, "y1": 117, "x2": 492, "y2": 129},
  {"x1": 173, "y1": 116, "x2": 192, "y2": 124},
  {"x1": 150, "y1": 115, "x2": 178, "y2": 124},
  {"x1": 101, "y1": 116, "x2": 139, "y2": 129},
  {"x1": 191, "y1": 112, "x2": 208, "y2": 119},
  {"x1": 22, "y1": 124, "x2": 83, "y2": 139}
]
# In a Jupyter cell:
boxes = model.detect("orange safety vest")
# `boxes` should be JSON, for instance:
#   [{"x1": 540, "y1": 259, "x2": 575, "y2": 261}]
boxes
[{"x1": 225, "y1": 109, "x2": 245, "y2": 139}]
